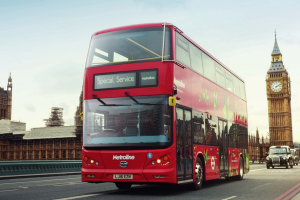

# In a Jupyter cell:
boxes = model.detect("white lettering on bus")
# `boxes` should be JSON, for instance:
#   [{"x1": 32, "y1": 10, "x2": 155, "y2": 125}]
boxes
[
  {"x1": 116, "y1": 76, "x2": 135, "y2": 83},
  {"x1": 113, "y1": 155, "x2": 135, "y2": 160},
  {"x1": 97, "y1": 76, "x2": 135, "y2": 86},
  {"x1": 174, "y1": 78, "x2": 185, "y2": 88},
  {"x1": 97, "y1": 77, "x2": 114, "y2": 85},
  {"x1": 142, "y1": 76, "x2": 155, "y2": 81}
]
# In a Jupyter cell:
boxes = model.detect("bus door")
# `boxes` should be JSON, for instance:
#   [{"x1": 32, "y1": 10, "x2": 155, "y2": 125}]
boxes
[
  {"x1": 219, "y1": 119, "x2": 229, "y2": 177},
  {"x1": 176, "y1": 107, "x2": 193, "y2": 182}
]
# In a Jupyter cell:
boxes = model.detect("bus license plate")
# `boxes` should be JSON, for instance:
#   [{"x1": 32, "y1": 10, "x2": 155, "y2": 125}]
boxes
[{"x1": 113, "y1": 174, "x2": 133, "y2": 179}]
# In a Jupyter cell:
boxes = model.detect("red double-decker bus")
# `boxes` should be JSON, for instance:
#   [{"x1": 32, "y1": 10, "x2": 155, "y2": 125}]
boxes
[{"x1": 81, "y1": 23, "x2": 249, "y2": 190}]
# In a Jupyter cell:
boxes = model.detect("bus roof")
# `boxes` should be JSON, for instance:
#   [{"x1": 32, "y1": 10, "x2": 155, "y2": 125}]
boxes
[{"x1": 92, "y1": 23, "x2": 244, "y2": 83}]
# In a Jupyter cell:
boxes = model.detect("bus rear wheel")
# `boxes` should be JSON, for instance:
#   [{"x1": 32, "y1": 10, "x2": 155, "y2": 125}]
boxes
[
  {"x1": 235, "y1": 157, "x2": 244, "y2": 180},
  {"x1": 189, "y1": 157, "x2": 204, "y2": 190},
  {"x1": 115, "y1": 182, "x2": 132, "y2": 189}
]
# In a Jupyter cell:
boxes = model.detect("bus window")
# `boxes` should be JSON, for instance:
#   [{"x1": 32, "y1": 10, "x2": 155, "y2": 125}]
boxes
[
  {"x1": 176, "y1": 33, "x2": 191, "y2": 68},
  {"x1": 190, "y1": 44, "x2": 204, "y2": 75},
  {"x1": 203, "y1": 53, "x2": 216, "y2": 83},
  {"x1": 225, "y1": 73, "x2": 233, "y2": 92},
  {"x1": 192, "y1": 110, "x2": 206, "y2": 145},
  {"x1": 239, "y1": 81, "x2": 246, "y2": 100},
  {"x1": 228, "y1": 122, "x2": 238, "y2": 148},
  {"x1": 232, "y1": 76, "x2": 241, "y2": 97},
  {"x1": 205, "y1": 114, "x2": 218, "y2": 146},
  {"x1": 237, "y1": 125, "x2": 247, "y2": 149},
  {"x1": 215, "y1": 63, "x2": 226, "y2": 88},
  {"x1": 86, "y1": 27, "x2": 172, "y2": 68}
]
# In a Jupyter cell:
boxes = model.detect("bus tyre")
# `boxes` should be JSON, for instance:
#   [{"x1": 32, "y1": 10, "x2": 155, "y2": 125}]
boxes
[
  {"x1": 189, "y1": 157, "x2": 204, "y2": 190},
  {"x1": 235, "y1": 157, "x2": 244, "y2": 180},
  {"x1": 115, "y1": 182, "x2": 132, "y2": 189},
  {"x1": 286, "y1": 162, "x2": 289, "y2": 169}
]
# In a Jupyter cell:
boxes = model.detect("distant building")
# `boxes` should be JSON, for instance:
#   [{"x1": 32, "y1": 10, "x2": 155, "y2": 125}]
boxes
[
  {"x1": 0, "y1": 73, "x2": 12, "y2": 120},
  {"x1": 266, "y1": 33, "x2": 293, "y2": 147},
  {"x1": 0, "y1": 86, "x2": 83, "y2": 160},
  {"x1": 248, "y1": 128, "x2": 270, "y2": 162}
]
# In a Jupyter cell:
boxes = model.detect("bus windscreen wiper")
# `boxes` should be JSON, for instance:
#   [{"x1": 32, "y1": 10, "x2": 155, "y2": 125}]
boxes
[
  {"x1": 92, "y1": 94, "x2": 131, "y2": 106},
  {"x1": 125, "y1": 92, "x2": 163, "y2": 105}
]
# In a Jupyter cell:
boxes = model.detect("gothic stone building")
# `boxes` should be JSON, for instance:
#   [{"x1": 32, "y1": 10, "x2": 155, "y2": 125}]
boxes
[
  {"x1": 0, "y1": 79, "x2": 83, "y2": 160},
  {"x1": 248, "y1": 129, "x2": 270, "y2": 162},
  {"x1": 266, "y1": 34, "x2": 293, "y2": 147},
  {"x1": 0, "y1": 74, "x2": 12, "y2": 120}
]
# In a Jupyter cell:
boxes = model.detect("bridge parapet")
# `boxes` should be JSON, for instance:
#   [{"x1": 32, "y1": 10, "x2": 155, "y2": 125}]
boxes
[{"x1": 0, "y1": 160, "x2": 81, "y2": 177}]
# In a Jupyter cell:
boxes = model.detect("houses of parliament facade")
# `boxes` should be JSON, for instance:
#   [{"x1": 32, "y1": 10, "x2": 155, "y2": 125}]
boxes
[{"x1": 0, "y1": 74, "x2": 83, "y2": 160}]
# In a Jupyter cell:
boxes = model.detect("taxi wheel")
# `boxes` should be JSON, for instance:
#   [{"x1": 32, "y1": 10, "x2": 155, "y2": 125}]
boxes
[{"x1": 115, "y1": 182, "x2": 132, "y2": 189}]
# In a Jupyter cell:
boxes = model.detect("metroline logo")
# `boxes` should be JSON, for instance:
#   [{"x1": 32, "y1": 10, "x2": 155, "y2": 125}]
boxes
[
  {"x1": 113, "y1": 155, "x2": 135, "y2": 160},
  {"x1": 174, "y1": 78, "x2": 185, "y2": 88}
]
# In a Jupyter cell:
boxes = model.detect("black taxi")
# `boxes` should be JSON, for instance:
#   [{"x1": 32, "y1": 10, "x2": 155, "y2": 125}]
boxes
[{"x1": 266, "y1": 146, "x2": 294, "y2": 169}]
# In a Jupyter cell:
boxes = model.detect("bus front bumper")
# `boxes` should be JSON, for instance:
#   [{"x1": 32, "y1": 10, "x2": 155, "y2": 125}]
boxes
[{"x1": 82, "y1": 167, "x2": 176, "y2": 183}]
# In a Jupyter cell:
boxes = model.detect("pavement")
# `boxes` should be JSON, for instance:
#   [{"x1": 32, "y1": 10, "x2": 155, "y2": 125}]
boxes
[
  {"x1": 0, "y1": 172, "x2": 81, "y2": 180},
  {"x1": 1, "y1": 164, "x2": 300, "y2": 200}
]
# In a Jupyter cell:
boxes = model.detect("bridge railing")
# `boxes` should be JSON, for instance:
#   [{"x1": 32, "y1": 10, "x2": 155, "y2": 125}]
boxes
[{"x1": 0, "y1": 160, "x2": 82, "y2": 177}]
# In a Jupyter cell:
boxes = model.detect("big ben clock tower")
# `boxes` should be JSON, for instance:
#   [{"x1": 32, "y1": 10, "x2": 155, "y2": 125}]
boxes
[{"x1": 266, "y1": 33, "x2": 293, "y2": 147}]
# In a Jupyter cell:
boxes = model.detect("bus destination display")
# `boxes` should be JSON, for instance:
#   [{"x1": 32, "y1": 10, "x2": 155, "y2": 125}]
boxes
[{"x1": 94, "y1": 70, "x2": 158, "y2": 90}]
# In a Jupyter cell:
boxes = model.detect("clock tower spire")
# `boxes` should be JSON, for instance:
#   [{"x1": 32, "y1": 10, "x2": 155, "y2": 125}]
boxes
[{"x1": 266, "y1": 33, "x2": 293, "y2": 147}]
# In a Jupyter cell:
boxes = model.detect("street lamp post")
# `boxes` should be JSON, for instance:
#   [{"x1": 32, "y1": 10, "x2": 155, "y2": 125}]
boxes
[{"x1": 256, "y1": 147, "x2": 259, "y2": 163}]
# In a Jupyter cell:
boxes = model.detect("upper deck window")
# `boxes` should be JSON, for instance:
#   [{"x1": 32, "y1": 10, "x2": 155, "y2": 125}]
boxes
[
  {"x1": 202, "y1": 53, "x2": 216, "y2": 82},
  {"x1": 176, "y1": 33, "x2": 191, "y2": 68},
  {"x1": 175, "y1": 32, "x2": 246, "y2": 101},
  {"x1": 86, "y1": 27, "x2": 172, "y2": 68}
]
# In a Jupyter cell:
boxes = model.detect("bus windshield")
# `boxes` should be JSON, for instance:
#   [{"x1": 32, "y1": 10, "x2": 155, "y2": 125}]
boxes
[
  {"x1": 86, "y1": 27, "x2": 172, "y2": 68},
  {"x1": 83, "y1": 95, "x2": 172, "y2": 148}
]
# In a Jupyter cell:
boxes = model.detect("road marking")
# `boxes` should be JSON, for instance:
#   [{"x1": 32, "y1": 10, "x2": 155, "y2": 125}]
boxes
[
  {"x1": 0, "y1": 177, "x2": 80, "y2": 186},
  {"x1": 37, "y1": 181, "x2": 85, "y2": 187},
  {"x1": 54, "y1": 182, "x2": 85, "y2": 187},
  {"x1": 53, "y1": 194, "x2": 99, "y2": 200},
  {"x1": 249, "y1": 169, "x2": 265, "y2": 172},
  {"x1": 18, "y1": 186, "x2": 28, "y2": 189},
  {"x1": 222, "y1": 196, "x2": 237, "y2": 200},
  {"x1": 252, "y1": 183, "x2": 271, "y2": 190},
  {"x1": 274, "y1": 182, "x2": 300, "y2": 200},
  {"x1": 284, "y1": 186, "x2": 300, "y2": 200},
  {"x1": 0, "y1": 189, "x2": 19, "y2": 193}
]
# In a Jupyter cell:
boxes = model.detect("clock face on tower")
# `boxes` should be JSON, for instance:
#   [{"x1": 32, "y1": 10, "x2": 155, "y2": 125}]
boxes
[{"x1": 271, "y1": 81, "x2": 282, "y2": 92}]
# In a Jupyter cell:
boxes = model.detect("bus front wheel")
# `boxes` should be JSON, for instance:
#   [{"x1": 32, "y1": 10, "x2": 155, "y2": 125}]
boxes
[
  {"x1": 115, "y1": 182, "x2": 132, "y2": 189},
  {"x1": 189, "y1": 157, "x2": 204, "y2": 190}
]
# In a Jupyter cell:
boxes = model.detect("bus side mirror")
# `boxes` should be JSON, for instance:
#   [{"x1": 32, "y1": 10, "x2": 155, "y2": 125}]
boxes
[
  {"x1": 80, "y1": 112, "x2": 83, "y2": 121},
  {"x1": 265, "y1": 152, "x2": 268, "y2": 156},
  {"x1": 169, "y1": 96, "x2": 176, "y2": 106}
]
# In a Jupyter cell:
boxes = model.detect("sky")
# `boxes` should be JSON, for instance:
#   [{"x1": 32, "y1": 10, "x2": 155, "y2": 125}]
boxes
[{"x1": 1, "y1": 0, "x2": 300, "y2": 140}]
